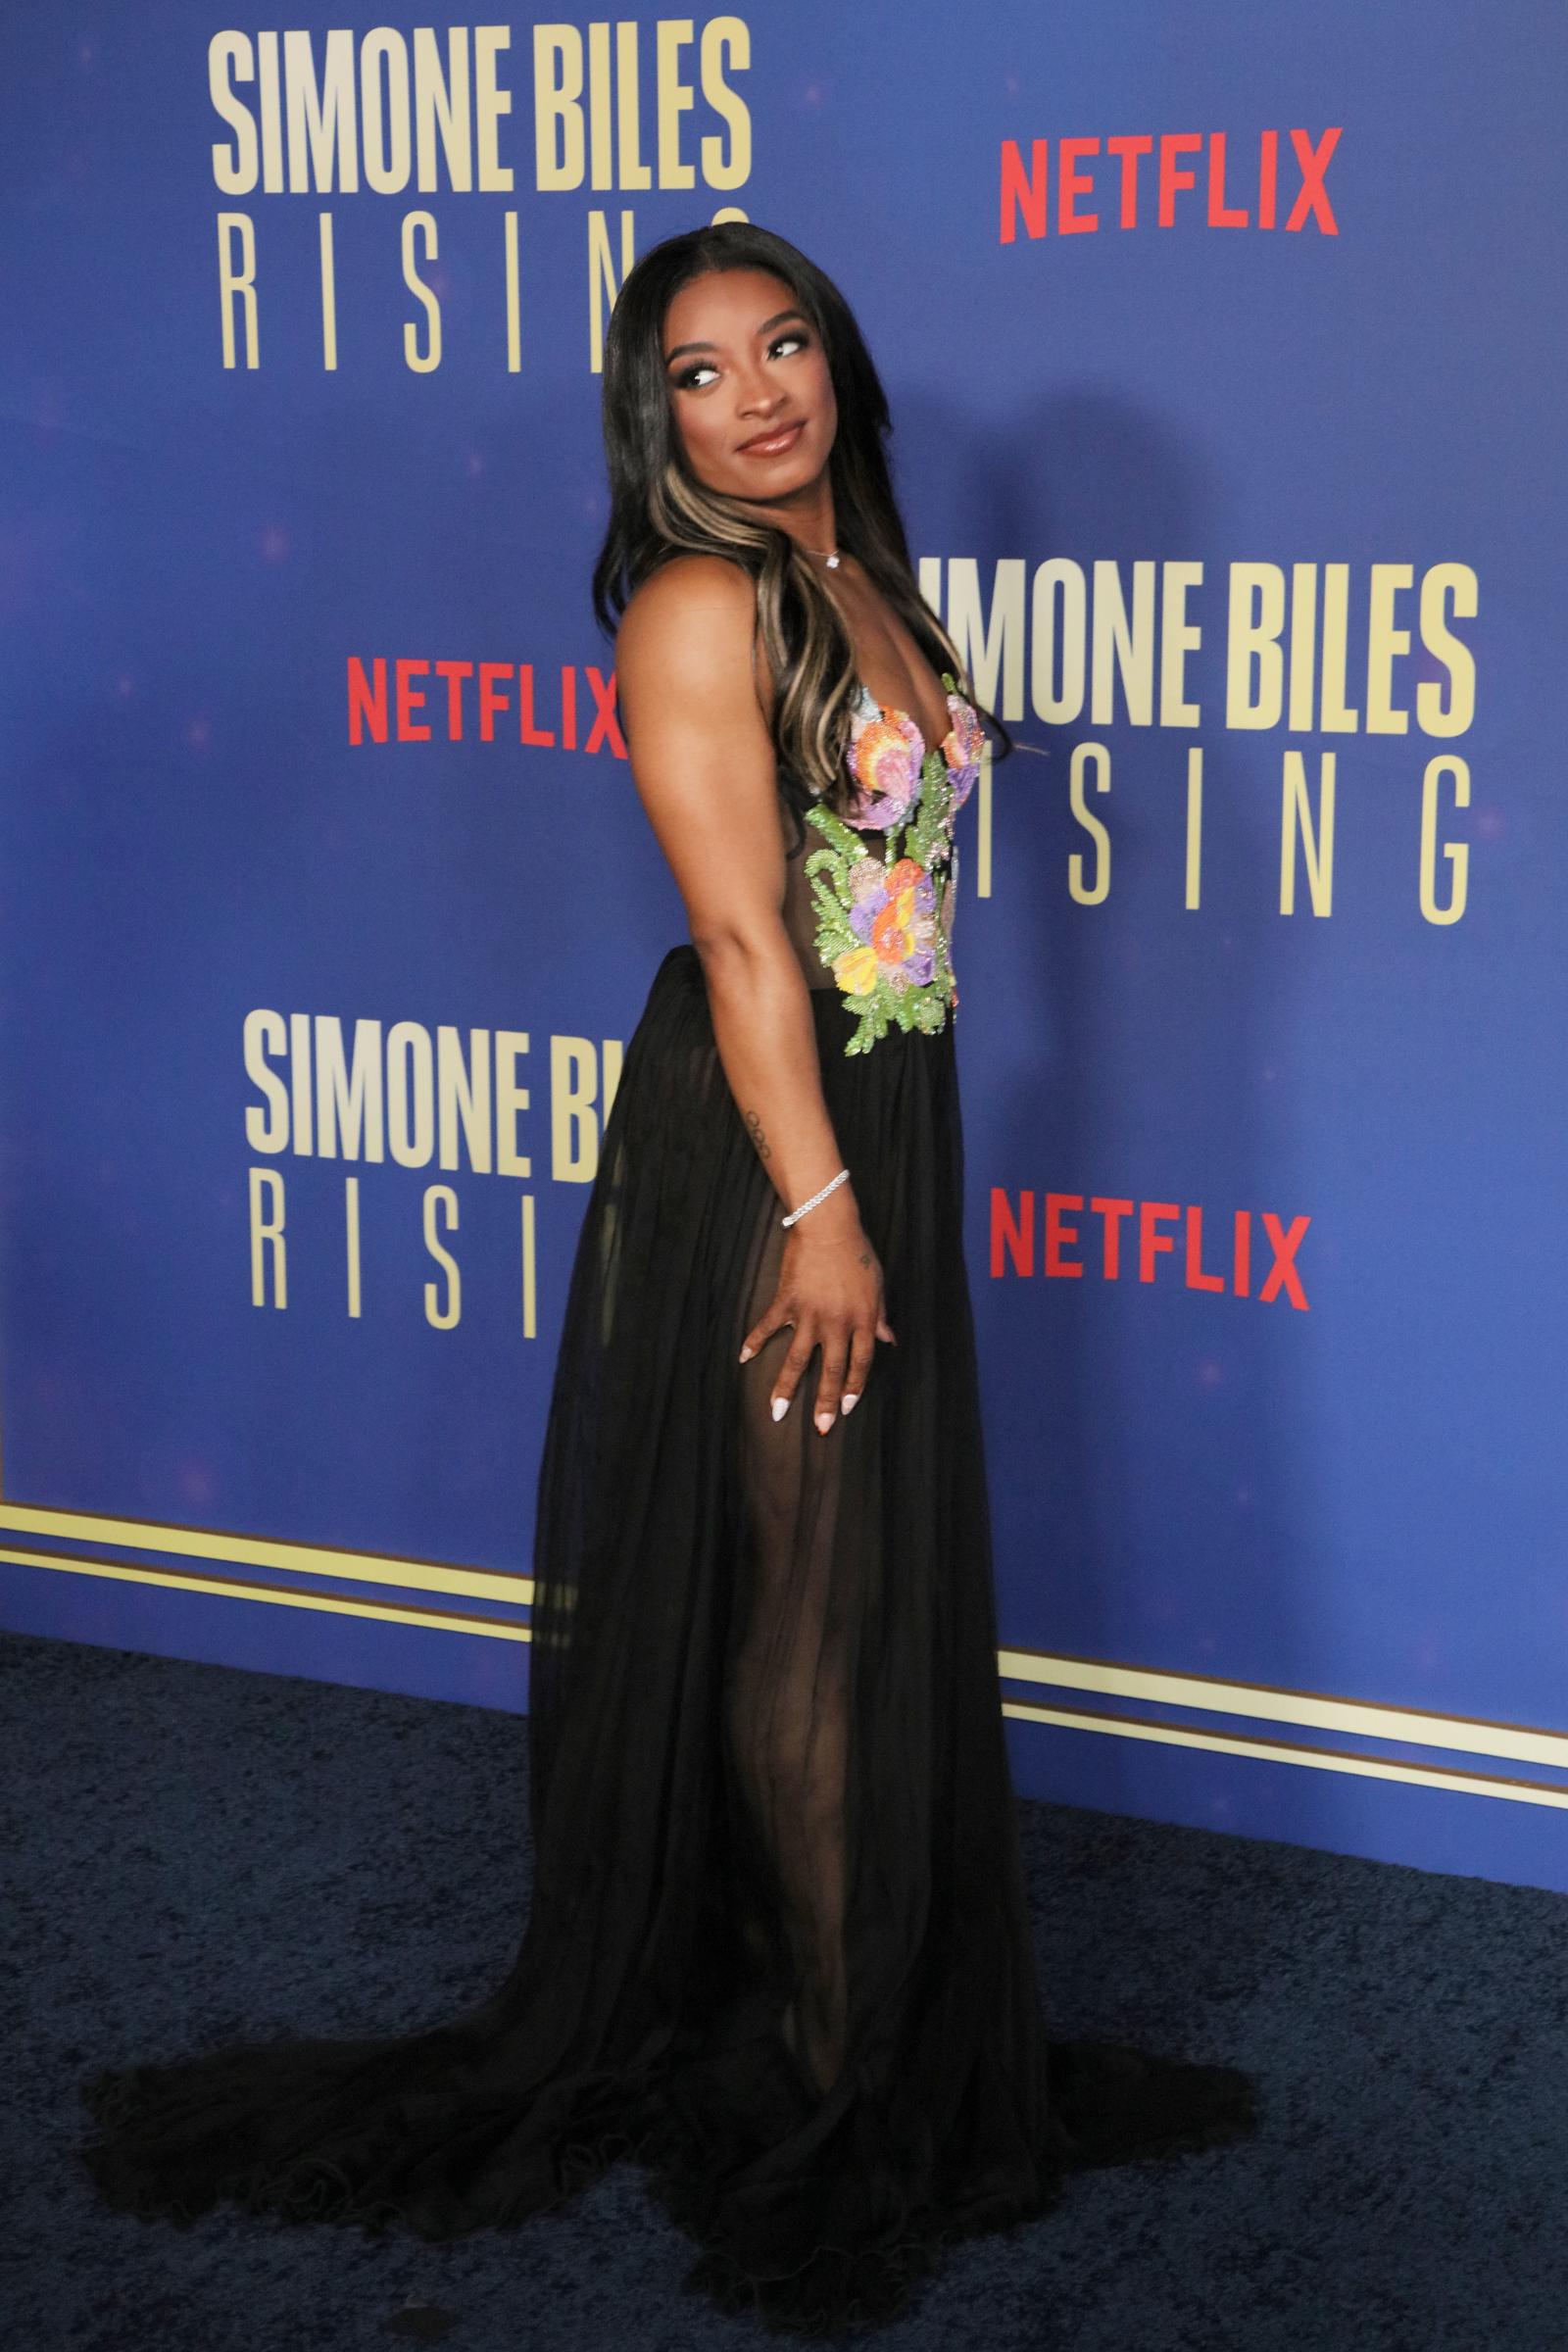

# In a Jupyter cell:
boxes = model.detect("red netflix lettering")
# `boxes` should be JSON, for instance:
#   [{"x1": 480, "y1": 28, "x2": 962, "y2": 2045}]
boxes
[
  {"x1": 346, "y1": 658, "x2": 626, "y2": 758},
  {"x1": 1000, "y1": 126, "x2": 1342, "y2": 243},
  {"x1": 989, "y1": 1189, "x2": 1312, "y2": 1309}
]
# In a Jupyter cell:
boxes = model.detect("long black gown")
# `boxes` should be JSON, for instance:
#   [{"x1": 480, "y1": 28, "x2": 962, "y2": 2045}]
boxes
[{"x1": 75, "y1": 687, "x2": 1259, "y2": 2333}]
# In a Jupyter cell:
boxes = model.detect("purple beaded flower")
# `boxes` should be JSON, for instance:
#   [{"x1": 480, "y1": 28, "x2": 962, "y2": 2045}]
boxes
[
  {"x1": 940, "y1": 692, "x2": 985, "y2": 812},
  {"x1": 830, "y1": 854, "x2": 939, "y2": 997}
]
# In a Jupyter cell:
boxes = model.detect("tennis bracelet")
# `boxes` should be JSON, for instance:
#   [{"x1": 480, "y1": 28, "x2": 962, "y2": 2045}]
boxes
[{"x1": 781, "y1": 1165, "x2": 851, "y2": 1228}]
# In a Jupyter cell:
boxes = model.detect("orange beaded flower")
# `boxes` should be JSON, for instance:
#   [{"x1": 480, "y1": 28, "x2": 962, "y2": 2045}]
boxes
[{"x1": 843, "y1": 704, "x2": 922, "y2": 829}]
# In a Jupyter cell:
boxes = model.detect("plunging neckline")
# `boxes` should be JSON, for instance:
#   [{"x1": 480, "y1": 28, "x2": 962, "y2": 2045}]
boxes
[{"x1": 855, "y1": 675, "x2": 972, "y2": 769}]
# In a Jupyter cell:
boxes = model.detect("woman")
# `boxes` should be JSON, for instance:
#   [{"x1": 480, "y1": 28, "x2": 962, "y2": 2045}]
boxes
[{"x1": 76, "y1": 222, "x2": 1258, "y2": 2332}]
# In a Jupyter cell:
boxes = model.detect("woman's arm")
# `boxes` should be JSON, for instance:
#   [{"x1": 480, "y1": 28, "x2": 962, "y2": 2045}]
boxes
[{"x1": 613, "y1": 554, "x2": 896, "y2": 1434}]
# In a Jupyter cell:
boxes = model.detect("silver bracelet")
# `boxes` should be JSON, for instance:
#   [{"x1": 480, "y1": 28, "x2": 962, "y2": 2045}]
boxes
[{"x1": 781, "y1": 1166, "x2": 850, "y2": 1228}]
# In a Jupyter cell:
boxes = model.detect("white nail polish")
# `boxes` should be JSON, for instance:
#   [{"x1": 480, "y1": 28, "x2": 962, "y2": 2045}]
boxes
[
  {"x1": 771, "y1": 1396, "x2": 788, "y2": 1421},
  {"x1": 814, "y1": 1410, "x2": 833, "y2": 1434},
  {"x1": 840, "y1": 1392, "x2": 859, "y2": 1415},
  {"x1": 738, "y1": 1344, "x2": 754, "y2": 1363}
]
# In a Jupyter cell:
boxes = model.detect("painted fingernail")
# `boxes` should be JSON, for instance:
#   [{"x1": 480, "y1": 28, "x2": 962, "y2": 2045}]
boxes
[
  {"x1": 771, "y1": 1396, "x2": 789, "y2": 1422},
  {"x1": 739, "y1": 1344, "x2": 754, "y2": 1363},
  {"x1": 840, "y1": 1392, "x2": 859, "y2": 1415},
  {"x1": 814, "y1": 1409, "x2": 834, "y2": 1434}
]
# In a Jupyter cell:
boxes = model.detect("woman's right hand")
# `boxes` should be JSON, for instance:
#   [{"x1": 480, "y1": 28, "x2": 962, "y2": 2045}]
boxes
[{"x1": 738, "y1": 1202, "x2": 898, "y2": 1435}]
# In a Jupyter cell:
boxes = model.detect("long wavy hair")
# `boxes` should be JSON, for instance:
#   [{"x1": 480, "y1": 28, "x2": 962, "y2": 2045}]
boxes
[{"x1": 591, "y1": 220, "x2": 1013, "y2": 837}]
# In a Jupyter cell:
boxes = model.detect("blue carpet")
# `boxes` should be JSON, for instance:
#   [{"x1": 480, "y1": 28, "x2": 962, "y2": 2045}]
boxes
[{"x1": 4, "y1": 1628, "x2": 1563, "y2": 2350}]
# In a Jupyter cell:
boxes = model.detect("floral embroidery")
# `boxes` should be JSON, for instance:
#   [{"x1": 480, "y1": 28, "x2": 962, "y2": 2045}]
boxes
[
  {"x1": 843, "y1": 707, "x2": 923, "y2": 829},
  {"x1": 804, "y1": 670, "x2": 979, "y2": 1056}
]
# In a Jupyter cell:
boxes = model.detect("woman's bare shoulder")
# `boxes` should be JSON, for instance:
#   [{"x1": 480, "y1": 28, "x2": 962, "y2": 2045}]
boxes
[{"x1": 615, "y1": 555, "x2": 761, "y2": 710}]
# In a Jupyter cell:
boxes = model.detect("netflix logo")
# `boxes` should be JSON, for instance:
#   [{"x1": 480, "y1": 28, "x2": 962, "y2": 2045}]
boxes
[
  {"x1": 1000, "y1": 127, "x2": 1342, "y2": 241},
  {"x1": 991, "y1": 1191, "x2": 1310, "y2": 1308},
  {"x1": 347, "y1": 658, "x2": 625, "y2": 754}
]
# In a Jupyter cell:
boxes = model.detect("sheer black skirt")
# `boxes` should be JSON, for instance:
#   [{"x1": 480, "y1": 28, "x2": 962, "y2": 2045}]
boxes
[{"x1": 75, "y1": 942, "x2": 1259, "y2": 2333}]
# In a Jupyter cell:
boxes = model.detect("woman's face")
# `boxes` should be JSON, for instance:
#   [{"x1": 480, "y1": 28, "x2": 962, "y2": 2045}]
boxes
[{"x1": 661, "y1": 266, "x2": 838, "y2": 506}]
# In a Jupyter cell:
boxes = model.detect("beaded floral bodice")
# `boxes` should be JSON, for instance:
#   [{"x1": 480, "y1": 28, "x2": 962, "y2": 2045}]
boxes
[{"x1": 799, "y1": 670, "x2": 983, "y2": 1056}]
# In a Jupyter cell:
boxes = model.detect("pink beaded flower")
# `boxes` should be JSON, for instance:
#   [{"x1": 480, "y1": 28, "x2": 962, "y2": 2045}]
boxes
[{"x1": 940, "y1": 692, "x2": 985, "y2": 813}]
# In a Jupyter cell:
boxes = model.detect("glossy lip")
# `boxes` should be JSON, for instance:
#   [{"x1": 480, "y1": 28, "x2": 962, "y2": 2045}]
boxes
[{"x1": 736, "y1": 418, "x2": 806, "y2": 457}]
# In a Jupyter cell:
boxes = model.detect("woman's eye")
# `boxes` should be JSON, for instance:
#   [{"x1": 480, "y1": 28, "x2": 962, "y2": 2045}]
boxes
[{"x1": 674, "y1": 332, "x2": 808, "y2": 391}]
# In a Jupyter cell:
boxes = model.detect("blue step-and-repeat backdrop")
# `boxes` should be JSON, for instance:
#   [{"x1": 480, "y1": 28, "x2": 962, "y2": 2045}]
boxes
[{"x1": 4, "y1": 4, "x2": 1564, "y2": 1893}]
